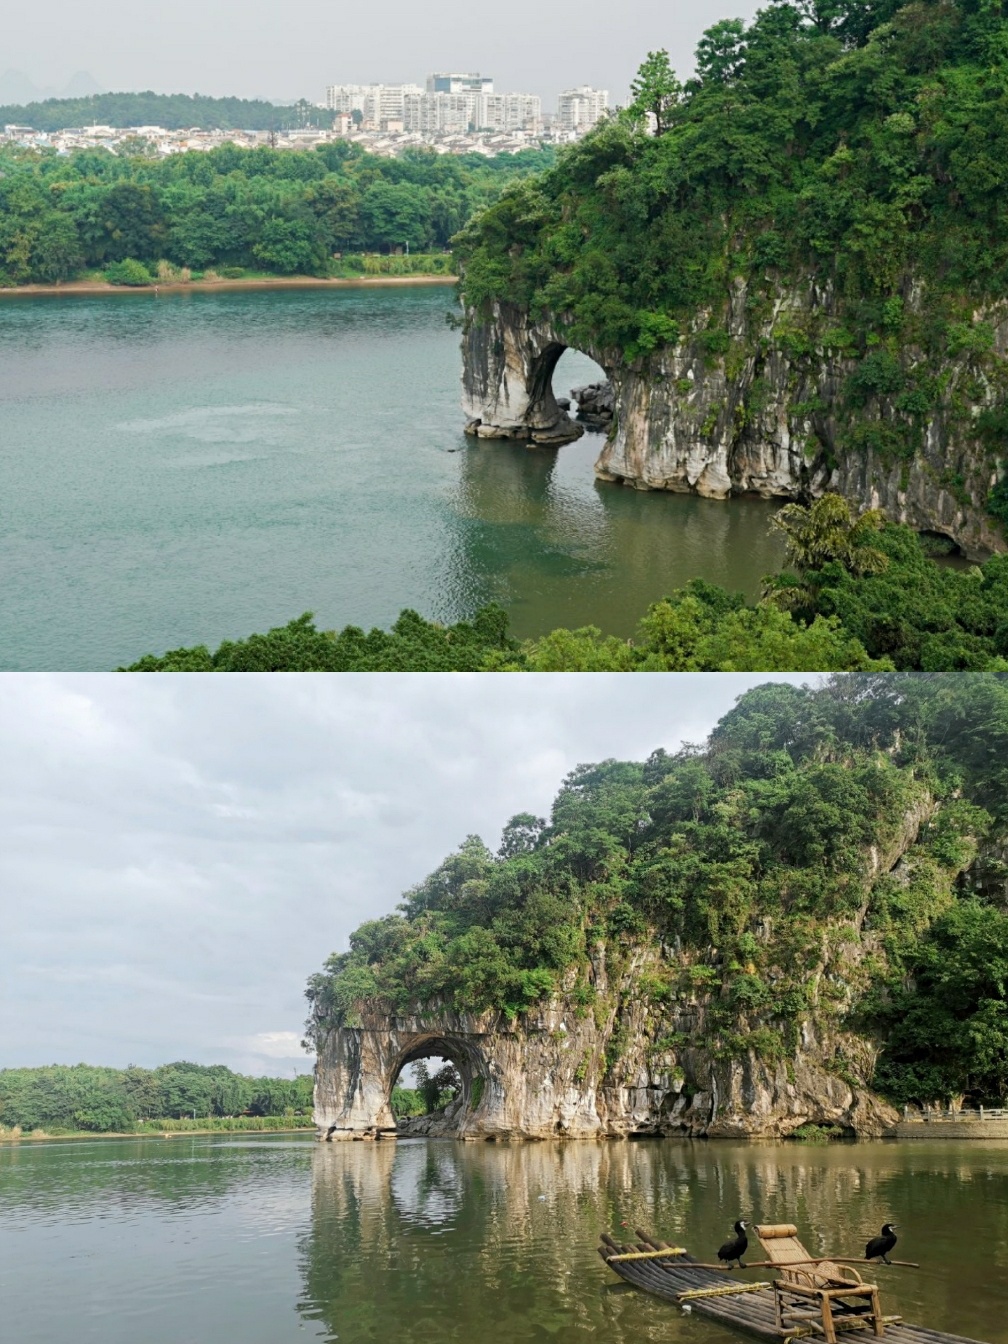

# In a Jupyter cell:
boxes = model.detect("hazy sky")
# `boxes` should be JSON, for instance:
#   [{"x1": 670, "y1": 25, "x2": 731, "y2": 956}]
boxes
[
  {"x1": 0, "y1": 673, "x2": 813, "y2": 1078},
  {"x1": 4, "y1": 0, "x2": 763, "y2": 106}
]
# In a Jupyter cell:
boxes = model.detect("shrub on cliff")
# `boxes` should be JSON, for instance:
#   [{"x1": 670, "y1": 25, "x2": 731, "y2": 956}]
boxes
[
  {"x1": 123, "y1": 607, "x2": 517, "y2": 672},
  {"x1": 306, "y1": 674, "x2": 1008, "y2": 1105}
]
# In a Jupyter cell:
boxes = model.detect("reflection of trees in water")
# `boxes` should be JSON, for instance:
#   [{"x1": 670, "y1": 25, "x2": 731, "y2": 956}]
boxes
[
  {"x1": 299, "y1": 1140, "x2": 1008, "y2": 1343},
  {"x1": 0, "y1": 1136, "x2": 311, "y2": 1224}
]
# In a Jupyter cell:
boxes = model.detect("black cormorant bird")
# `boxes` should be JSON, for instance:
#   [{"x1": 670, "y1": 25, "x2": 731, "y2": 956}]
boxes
[
  {"x1": 865, "y1": 1224, "x2": 898, "y2": 1264},
  {"x1": 717, "y1": 1219, "x2": 749, "y2": 1269}
]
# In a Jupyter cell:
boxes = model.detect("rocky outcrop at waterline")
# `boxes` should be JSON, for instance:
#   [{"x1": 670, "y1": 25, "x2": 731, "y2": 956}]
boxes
[
  {"x1": 313, "y1": 984, "x2": 897, "y2": 1143},
  {"x1": 460, "y1": 290, "x2": 1007, "y2": 559}
]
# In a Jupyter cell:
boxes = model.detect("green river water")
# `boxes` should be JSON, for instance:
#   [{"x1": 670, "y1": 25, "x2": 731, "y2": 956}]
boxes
[
  {"x1": 1, "y1": 1134, "x2": 1005, "y2": 1344},
  {"x1": 0, "y1": 287, "x2": 786, "y2": 670}
]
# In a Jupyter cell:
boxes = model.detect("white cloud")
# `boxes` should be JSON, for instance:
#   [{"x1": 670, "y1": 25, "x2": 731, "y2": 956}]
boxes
[{"x1": 246, "y1": 1031, "x2": 309, "y2": 1058}]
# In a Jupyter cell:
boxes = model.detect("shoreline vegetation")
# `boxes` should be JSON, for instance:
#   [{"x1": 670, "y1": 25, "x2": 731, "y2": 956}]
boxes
[
  {"x1": 0, "y1": 1117, "x2": 315, "y2": 1143},
  {"x1": 0, "y1": 1061, "x2": 315, "y2": 1138},
  {"x1": 0, "y1": 272, "x2": 457, "y2": 298},
  {"x1": 123, "y1": 499, "x2": 1008, "y2": 672},
  {"x1": 0, "y1": 140, "x2": 551, "y2": 291}
]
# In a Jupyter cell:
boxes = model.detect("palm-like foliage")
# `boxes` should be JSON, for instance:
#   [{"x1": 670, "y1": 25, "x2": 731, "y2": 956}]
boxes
[{"x1": 771, "y1": 495, "x2": 889, "y2": 575}]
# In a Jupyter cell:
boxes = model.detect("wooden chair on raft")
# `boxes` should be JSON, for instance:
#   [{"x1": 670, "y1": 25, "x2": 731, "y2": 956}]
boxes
[{"x1": 755, "y1": 1223, "x2": 885, "y2": 1342}]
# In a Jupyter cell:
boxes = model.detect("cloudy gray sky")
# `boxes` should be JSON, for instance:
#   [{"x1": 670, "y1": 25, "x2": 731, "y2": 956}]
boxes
[
  {"x1": 0, "y1": 673, "x2": 812, "y2": 1078},
  {"x1": 3, "y1": 0, "x2": 762, "y2": 107}
]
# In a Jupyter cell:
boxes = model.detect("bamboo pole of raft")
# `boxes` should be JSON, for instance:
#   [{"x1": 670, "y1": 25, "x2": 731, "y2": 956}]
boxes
[
  {"x1": 605, "y1": 1248, "x2": 689, "y2": 1262},
  {"x1": 657, "y1": 1258, "x2": 921, "y2": 1271},
  {"x1": 626, "y1": 1230, "x2": 918, "y2": 1271}
]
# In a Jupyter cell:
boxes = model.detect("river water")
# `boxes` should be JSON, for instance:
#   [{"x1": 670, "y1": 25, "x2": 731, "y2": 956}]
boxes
[
  {"x1": 0, "y1": 287, "x2": 785, "y2": 670},
  {"x1": 1, "y1": 1135, "x2": 1005, "y2": 1344}
]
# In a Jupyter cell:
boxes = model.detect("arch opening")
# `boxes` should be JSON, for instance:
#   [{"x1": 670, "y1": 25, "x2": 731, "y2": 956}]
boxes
[
  {"x1": 549, "y1": 347, "x2": 611, "y2": 432},
  {"x1": 386, "y1": 1034, "x2": 491, "y2": 1133}
]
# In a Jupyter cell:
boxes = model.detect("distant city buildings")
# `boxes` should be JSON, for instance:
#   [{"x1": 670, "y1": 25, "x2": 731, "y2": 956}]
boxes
[
  {"x1": 556, "y1": 87, "x2": 610, "y2": 135},
  {"x1": 1, "y1": 73, "x2": 612, "y2": 162},
  {"x1": 325, "y1": 73, "x2": 542, "y2": 137}
]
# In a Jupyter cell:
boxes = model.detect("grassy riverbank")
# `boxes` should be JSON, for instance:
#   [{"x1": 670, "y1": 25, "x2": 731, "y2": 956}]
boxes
[
  {"x1": 0, "y1": 272, "x2": 456, "y2": 298},
  {"x1": 0, "y1": 1116, "x2": 315, "y2": 1142}
]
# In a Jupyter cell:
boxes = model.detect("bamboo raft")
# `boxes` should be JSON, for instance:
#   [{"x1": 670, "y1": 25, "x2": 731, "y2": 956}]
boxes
[{"x1": 598, "y1": 1230, "x2": 989, "y2": 1344}]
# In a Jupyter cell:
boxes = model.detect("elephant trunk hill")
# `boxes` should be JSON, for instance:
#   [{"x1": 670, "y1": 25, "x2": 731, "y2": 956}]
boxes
[
  {"x1": 456, "y1": 0, "x2": 1008, "y2": 560},
  {"x1": 306, "y1": 675, "x2": 1008, "y2": 1141}
]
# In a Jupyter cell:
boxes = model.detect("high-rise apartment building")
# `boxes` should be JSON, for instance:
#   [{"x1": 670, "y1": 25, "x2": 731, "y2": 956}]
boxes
[
  {"x1": 327, "y1": 72, "x2": 543, "y2": 138},
  {"x1": 426, "y1": 72, "x2": 493, "y2": 95},
  {"x1": 325, "y1": 83, "x2": 423, "y2": 129},
  {"x1": 556, "y1": 86, "x2": 609, "y2": 134}
]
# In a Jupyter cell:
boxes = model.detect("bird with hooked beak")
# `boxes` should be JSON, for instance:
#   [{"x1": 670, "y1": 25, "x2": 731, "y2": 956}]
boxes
[
  {"x1": 717, "y1": 1219, "x2": 749, "y2": 1269},
  {"x1": 865, "y1": 1223, "x2": 898, "y2": 1264}
]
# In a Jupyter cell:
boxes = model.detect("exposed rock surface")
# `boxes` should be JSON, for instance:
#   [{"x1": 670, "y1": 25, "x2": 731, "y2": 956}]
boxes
[
  {"x1": 314, "y1": 980, "x2": 898, "y2": 1143},
  {"x1": 571, "y1": 381, "x2": 615, "y2": 429},
  {"x1": 460, "y1": 290, "x2": 1007, "y2": 559}
]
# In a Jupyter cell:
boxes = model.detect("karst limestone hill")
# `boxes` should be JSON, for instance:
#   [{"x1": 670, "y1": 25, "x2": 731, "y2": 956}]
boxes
[
  {"x1": 306, "y1": 675, "x2": 1008, "y2": 1140},
  {"x1": 456, "y1": 0, "x2": 1008, "y2": 559}
]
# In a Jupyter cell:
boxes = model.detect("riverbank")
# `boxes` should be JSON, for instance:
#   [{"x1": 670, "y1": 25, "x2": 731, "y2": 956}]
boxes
[
  {"x1": 0, "y1": 274, "x2": 457, "y2": 299},
  {"x1": 0, "y1": 1121, "x2": 315, "y2": 1143}
]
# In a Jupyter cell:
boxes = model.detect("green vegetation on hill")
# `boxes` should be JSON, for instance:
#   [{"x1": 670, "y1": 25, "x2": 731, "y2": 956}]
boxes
[
  {"x1": 0, "y1": 91, "x2": 325, "y2": 132},
  {"x1": 123, "y1": 502, "x2": 1008, "y2": 671},
  {"x1": 0, "y1": 1061, "x2": 314, "y2": 1134},
  {"x1": 459, "y1": 0, "x2": 1008, "y2": 352},
  {"x1": 0, "y1": 141, "x2": 553, "y2": 286},
  {"x1": 456, "y1": 0, "x2": 1008, "y2": 520},
  {"x1": 306, "y1": 674, "x2": 1008, "y2": 1107}
]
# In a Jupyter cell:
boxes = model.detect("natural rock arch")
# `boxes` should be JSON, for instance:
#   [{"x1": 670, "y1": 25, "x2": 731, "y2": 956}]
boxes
[
  {"x1": 314, "y1": 1014, "x2": 498, "y2": 1141},
  {"x1": 461, "y1": 301, "x2": 605, "y2": 447},
  {"x1": 459, "y1": 292, "x2": 1006, "y2": 558}
]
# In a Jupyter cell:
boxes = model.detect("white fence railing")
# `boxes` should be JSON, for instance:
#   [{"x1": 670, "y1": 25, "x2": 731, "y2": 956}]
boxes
[{"x1": 903, "y1": 1106, "x2": 1006, "y2": 1122}]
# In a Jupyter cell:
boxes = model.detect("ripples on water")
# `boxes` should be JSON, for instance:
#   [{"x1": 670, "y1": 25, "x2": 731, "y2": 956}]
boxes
[
  {"x1": 0, "y1": 288, "x2": 786, "y2": 669},
  {"x1": 1, "y1": 1135, "x2": 1006, "y2": 1344}
]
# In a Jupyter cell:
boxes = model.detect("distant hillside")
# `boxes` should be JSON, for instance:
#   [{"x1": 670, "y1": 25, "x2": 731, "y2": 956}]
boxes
[{"x1": 0, "y1": 91, "x2": 326, "y2": 131}]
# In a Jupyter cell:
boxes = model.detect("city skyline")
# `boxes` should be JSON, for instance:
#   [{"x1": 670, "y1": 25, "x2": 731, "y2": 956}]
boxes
[{"x1": 2, "y1": 0, "x2": 763, "y2": 108}]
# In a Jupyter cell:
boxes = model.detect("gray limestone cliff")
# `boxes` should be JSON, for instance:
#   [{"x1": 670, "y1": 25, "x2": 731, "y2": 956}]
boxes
[
  {"x1": 461, "y1": 283, "x2": 1007, "y2": 559},
  {"x1": 313, "y1": 969, "x2": 897, "y2": 1143}
]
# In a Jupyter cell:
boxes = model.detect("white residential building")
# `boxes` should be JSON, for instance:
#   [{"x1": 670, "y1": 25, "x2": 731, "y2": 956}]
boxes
[
  {"x1": 325, "y1": 83, "x2": 423, "y2": 129},
  {"x1": 426, "y1": 72, "x2": 493, "y2": 95},
  {"x1": 402, "y1": 89, "x2": 541, "y2": 134},
  {"x1": 556, "y1": 86, "x2": 609, "y2": 134}
]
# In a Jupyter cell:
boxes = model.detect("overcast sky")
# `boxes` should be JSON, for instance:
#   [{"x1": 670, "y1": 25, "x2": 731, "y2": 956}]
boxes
[
  {"x1": 0, "y1": 673, "x2": 814, "y2": 1078},
  {"x1": 3, "y1": 0, "x2": 763, "y2": 107}
]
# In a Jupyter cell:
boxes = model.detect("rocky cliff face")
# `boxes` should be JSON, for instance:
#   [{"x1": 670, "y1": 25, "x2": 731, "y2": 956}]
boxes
[
  {"x1": 314, "y1": 959, "x2": 897, "y2": 1143},
  {"x1": 461, "y1": 286, "x2": 1007, "y2": 559}
]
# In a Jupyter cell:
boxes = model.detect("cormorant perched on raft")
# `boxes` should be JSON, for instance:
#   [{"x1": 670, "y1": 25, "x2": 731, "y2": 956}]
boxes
[
  {"x1": 718, "y1": 1219, "x2": 749, "y2": 1269},
  {"x1": 865, "y1": 1223, "x2": 898, "y2": 1264}
]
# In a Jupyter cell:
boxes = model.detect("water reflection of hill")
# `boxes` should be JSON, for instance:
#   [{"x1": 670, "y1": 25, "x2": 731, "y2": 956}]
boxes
[
  {"x1": 300, "y1": 1140, "x2": 1008, "y2": 1344},
  {"x1": 443, "y1": 435, "x2": 788, "y2": 640}
]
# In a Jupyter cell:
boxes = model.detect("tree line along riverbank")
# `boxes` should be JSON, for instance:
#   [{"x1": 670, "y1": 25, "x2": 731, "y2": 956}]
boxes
[
  {"x1": 123, "y1": 498, "x2": 1008, "y2": 672},
  {"x1": 0, "y1": 1061, "x2": 314, "y2": 1136},
  {"x1": 0, "y1": 140, "x2": 551, "y2": 288}
]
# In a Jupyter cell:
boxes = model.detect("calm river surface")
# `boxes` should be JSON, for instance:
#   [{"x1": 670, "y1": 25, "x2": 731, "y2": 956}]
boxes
[
  {"x1": 1, "y1": 1135, "x2": 1005, "y2": 1344},
  {"x1": 0, "y1": 287, "x2": 785, "y2": 670}
]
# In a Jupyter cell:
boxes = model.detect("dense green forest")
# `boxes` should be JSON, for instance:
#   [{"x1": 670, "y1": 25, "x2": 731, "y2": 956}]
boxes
[
  {"x1": 306, "y1": 674, "x2": 1008, "y2": 1107},
  {"x1": 124, "y1": 499, "x2": 1008, "y2": 670},
  {"x1": 0, "y1": 91, "x2": 328, "y2": 132},
  {"x1": 0, "y1": 1061, "x2": 314, "y2": 1134},
  {"x1": 459, "y1": 0, "x2": 1008, "y2": 353},
  {"x1": 0, "y1": 141, "x2": 552, "y2": 285}
]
